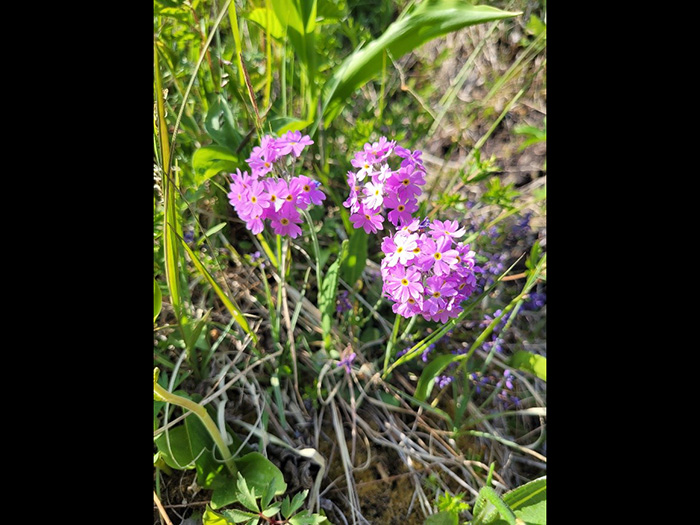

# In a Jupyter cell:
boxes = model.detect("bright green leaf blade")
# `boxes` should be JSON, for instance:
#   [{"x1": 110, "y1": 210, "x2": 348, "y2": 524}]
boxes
[
  {"x1": 424, "y1": 511, "x2": 459, "y2": 525},
  {"x1": 180, "y1": 237, "x2": 258, "y2": 344},
  {"x1": 286, "y1": 489, "x2": 308, "y2": 518},
  {"x1": 340, "y1": 228, "x2": 367, "y2": 286},
  {"x1": 245, "y1": 7, "x2": 285, "y2": 40},
  {"x1": 321, "y1": 1, "x2": 520, "y2": 127},
  {"x1": 203, "y1": 505, "x2": 230, "y2": 525},
  {"x1": 319, "y1": 240, "x2": 349, "y2": 348},
  {"x1": 414, "y1": 354, "x2": 458, "y2": 402},
  {"x1": 268, "y1": 116, "x2": 314, "y2": 135},
  {"x1": 492, "y1": 477, "x2": 546, "y2": 525},
  {"x1": 154, "y1": 278, "x2": 162, "y2": 322},
  {"x1": 509, "y1": 351, "x2": 546, "y2": 382},
  {"x1": 192, "y1": 145, "x2": 239, "y2": 187}
]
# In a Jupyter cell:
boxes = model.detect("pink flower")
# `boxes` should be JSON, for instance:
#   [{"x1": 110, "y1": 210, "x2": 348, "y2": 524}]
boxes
[
  {"x1": 383, "y1": 266, "x2": 424, "y2": 303},
  {"x1": 363, "y1": 181, "x2": 384, "y2": 209},
  {"x1": 381, "y1": 231, "x2": 418, "y2": 267},
  {"x1": 269, "y1": 205, "x2": 303, "y2": 238},
  {"x1": 429, "y1": 219, "x2": 466, "y2": 240},
  {"x1": 350, "y1": 205, "x2": 384, "y2": 234},
  {"x1": 292, "y1": 175, "x2": 326, "y2": 208},
  {"x1": 420, "y1": 236, "x2": 460, "y2": 276},
  {"x1": 265, "y1": 178, "x2": 290, "y2": 212},
  {"x1": 276, "y1": 130, "x2": 313, "y2": 158},
  {"x1": 238, "y1": 180, "x2": 270, "y2": 220}
]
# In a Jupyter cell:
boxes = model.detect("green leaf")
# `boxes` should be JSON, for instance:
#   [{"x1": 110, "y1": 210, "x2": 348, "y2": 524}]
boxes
[
  {"x1": 236, "y1": 472, "x2": 260, "y2": 513},
  {"x1": 283, "y1": 490, "x2": 308, "y2": 519},
  {"x1": 204, "y1": 94, "x2": 243, "y2": 150},
  {"x1": 154, "y1": 278, "x2": 162, "y2": 322},
  {"x1": 261, "y1": 505, "x2": 281, "y2": 518},
  {"x1": 414, "y1": 354, "x2": 457, "y2": 402},
  {"x1": 320, "y1": 1, "x2": 521, "y2": 127},
  {"x1": 319, "y1": 240, "x2": 349, "y2": 348},
  {"x1": 492, "y1": 477, "x2": 546, "y2": 525},
  {"x1": 261, "y1": 477, "x2": 279, "y2": 509},
  {"x1": 509, "y1": 351, "x2": 546, "y2": 382},
  {"x1": 268, "y1": 116, "x2": 314, "y2": 135},
  {"x1": 340, "y1": 228, "x2": 367, "y2": 286},
  {"x1": 235, "y1": 452, "x2": 287, "y2": 498},
  {"x1": 288, "y1": 511, "x2": 327, "y2": 525},
  {"x1": 203, "y1": 505, "x2": 231, "y2": 525},
  {"x1": 180, "y1": 237, "x2": 258, "y2": 344},
  {"x1": 245, "y1": 7, "x2": 285, "y2": 40},
  {"x1": 525, "y1": 14, "x2": 546, "y2": 37},
  {"x1": 154, "y1": 425, "x2": 197, "y2": 470},
  {"x1": 222, "y1": 507, "x2": 260, "y2": 523},
  {"x1": 192, "y1": 145, "x2": 239, "y2": 187},
  {"x1": 423, "y1": 511, "x2": 458, "y2": 525}
]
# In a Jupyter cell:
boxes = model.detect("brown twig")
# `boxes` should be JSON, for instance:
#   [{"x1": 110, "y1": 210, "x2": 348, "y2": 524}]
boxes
[{"x1": 153, "y1": 491, "x2": 174, "y2": 525}]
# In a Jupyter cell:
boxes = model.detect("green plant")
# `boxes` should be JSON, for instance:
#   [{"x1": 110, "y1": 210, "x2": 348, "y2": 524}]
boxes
[{"x1": 204, "y1": 479, "x2": 327, "y2": 524}]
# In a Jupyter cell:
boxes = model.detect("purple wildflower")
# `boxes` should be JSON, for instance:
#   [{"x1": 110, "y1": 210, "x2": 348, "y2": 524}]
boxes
[{"x1": 350, "y1": 204, "x2": 385, "y2": 234}]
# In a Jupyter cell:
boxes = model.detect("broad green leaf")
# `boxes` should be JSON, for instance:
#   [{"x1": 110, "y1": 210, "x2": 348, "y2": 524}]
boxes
[
  {"x1": 180, "y1": 237, "x2": 257, "y2": 344},
  {"x1": 423, "y1": 511, "x2": 458, "y2": 525},
  {"x1": 340, "y1": 228, "x2": 367, "y2": 286},
  {"x1": 192, "y1": 145, "x2": 239, "y2": 187},
  {"x1": 204, "y1": 94, "x2": 244, "y2": 150},
  {"x1": 246, "y1": 7, "x2": 285, "y2": 40},
  {"x1": 184, "y1": 411, "x2": 227, "y2": 489},
  {"x1": 154, "y1": 425, "x2": 197, "y2": 470},
  {"x1": 236, "y1": 452, "x2": 287, "y2": 495},
  {"x1": 203, "y1": 505, "x2": 231, "y2": 525},
  {"x1": 319, "y1": 240, "x2": 349, "y2": 348},
  {"x1": 414, "y1": 354, "x2": 457, "y2": 402},
  {"x1": 154, "y1": 278, "x2": 162, "y2": 322},
  {"x1": 320, "y1": 1, "x2": 520, "y2": 127},
  {"x1": 492, "y1": 477, "x2": 546, "y2": 525},
  {"x1": 509, "y1": 351, "x2": 546, "y2": 382}
]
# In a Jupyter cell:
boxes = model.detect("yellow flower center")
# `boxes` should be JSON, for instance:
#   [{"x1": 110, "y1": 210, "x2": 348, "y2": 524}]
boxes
[
  {"x1": 270, "y1": 195, "x2": 277, "y2": 202},
  {"x1": 401, "y1": 279, "x2": 409, "y2": 286},
  {"x1": 434, "y1": 252, "x2": 442, "y2": 260},
  {"x1": 281, "y1": 218, "x2": 289, "y2": 225},
  {"x1": 251, "y1": 196, "x2": 258, "y2": 203},
  {"x1": 285, "y1": 194, "x2": 293, "y2": 201},
  {"x1": 304, "y1": 185, "x2": 311, "y2": 192},
  {"x1": 398, "y1": 205, "x2": 405, "y2": 211},
  {"x1": 397, "y1": 247, "x2": 403, "y2": 253},
  {"x1": 402, "y1": 179, "x2": 410, "y2": 186},
  {"x1": 433, "y1": 292, "x2": 441, "y2": 298}
]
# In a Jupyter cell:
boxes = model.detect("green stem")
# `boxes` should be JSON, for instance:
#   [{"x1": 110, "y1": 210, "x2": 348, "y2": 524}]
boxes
[
  {"x1": 301, "y1": 209, "x2": 323, "y2": 305},
  {"x1": 383, "y1": 314, "x2": 402, "y2": 375},
  {"x1": 153, "y1": 380, "x2": 237, "y2": 477}
]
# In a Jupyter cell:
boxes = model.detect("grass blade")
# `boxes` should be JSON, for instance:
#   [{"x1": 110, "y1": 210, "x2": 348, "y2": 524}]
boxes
[
  {"x1": 319, "y1": 1, "x2": 521, "y2": 128},
  {"x1": 179, "y1": 235, "x2": 258, "y2": 344}
]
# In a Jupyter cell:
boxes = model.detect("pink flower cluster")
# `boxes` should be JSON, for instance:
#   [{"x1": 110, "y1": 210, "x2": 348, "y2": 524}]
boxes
[
  {"x1": 380, "y1": 219, "x2": 479, "y2": 321},
  {"x1": 228, "y1": 131, "x2": 325, "y2": 238},
  {"x1": 343, "y1": 137, "x2": 427, "y2": 234}
]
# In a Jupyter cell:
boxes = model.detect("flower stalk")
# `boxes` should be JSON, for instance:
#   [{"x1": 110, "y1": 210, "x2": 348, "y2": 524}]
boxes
[{"x1": 154, "y1": 368, "x2": 237, "y2": 476}]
